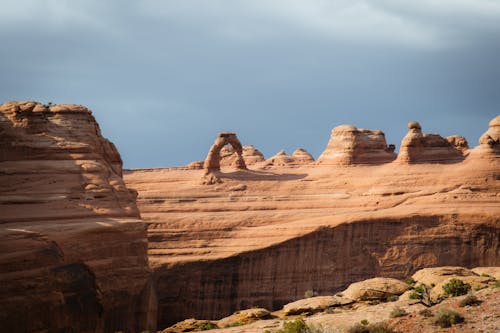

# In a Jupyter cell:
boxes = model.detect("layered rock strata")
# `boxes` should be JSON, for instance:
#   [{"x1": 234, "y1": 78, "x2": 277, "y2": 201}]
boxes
[
  {"x1": 316, "y1": 125, "x2": 396, "y2": 165},
  {"x1": 126, "y1": 116, "x2": 499, "y2": 328},
  {"x1": 220, "y1": 145, "x2": 265, "y2": 167},
  {"x1": 397, "y1": 121, "x2": 465, "y2": 163},
  {"x1": 0, "y1": 101, "x2": 155, "y2": 333}
]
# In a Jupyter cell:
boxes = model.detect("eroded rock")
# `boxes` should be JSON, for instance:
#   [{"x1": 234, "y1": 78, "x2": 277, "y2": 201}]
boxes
[{"x1": 317, "y1": 125, "x2": 396, "y2": 165}]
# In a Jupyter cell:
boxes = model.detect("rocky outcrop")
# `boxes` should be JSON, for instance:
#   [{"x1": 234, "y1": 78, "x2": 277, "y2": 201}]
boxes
[
  {"x1": 203, "y1": 132, "x2": 247, "y2": 173},
  {"x1": 125, "y1": 115, "x2": 500, "y2": 328},
  {"x1": 291, "y1": 148, "x2": 315, "y2": 164},
  {"x1": 0, "y1": 101, "x2": 155, "y2": 333},
  {"x1": 470, "y1": 115, "x2": 500, "y2": 158},
  {"x1": 397, "y1": 121, "x2": 465, "y2": 163},
  {"x1": 264, "y1": 148, "x2": 314, "y2": 167},
  {"x1": 316, "y1": 125, "x2": 396, "y2": 165},
  {"x1": 342, "y1": 277, "x2": 409, "y2": 301},
  {"x1": 219, "y1": 145, "x2": 265, "y2": 167}
]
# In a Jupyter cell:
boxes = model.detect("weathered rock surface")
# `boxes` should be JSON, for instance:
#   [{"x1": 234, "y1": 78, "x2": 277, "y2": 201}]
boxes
[
  {"x1": 397, "y1": 121, "x2": 465, "y2": 163},
  {"x1": 316, "y1": 125, "x2": 396, "y2": 165},
  {"x1": 264, "y1": 148, "x2": 314, "y2": 167},
  {"x1": 0, "y1": 101, "x2": 155, "y2": 333},
  {"x1": 282, "y1": 296, "x2": 354, "y2": 315},
  {"x1": 342, "y1": 277, "x2": 409, "y2": 301},
  {"x1": 203, "y1": 132, "x2": 247, "y2": 173},
  {"x1": 219, "y1": 145, "x2": 265, "y2": 167},
  {"x1": 124, "y1": 115, "x2": 499, "y2": 327},
  {"x1": 216, "y1": 308, "x2": 270, "y2": 328}
]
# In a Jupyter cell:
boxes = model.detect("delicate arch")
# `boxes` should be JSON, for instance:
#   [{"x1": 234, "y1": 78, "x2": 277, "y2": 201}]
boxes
[{"x1": 203, "y1": 132, "x2": 247, "y2": 173}]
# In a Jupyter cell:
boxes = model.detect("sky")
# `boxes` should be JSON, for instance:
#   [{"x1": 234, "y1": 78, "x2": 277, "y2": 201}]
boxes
[{"x1": 1, "y1": 0, "x2": 499, "y2": 168}]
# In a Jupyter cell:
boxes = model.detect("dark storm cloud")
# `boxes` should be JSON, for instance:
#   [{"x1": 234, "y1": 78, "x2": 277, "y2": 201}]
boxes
[{"x1": 1, "y1": 0, "x2": 499, "y2": 167}]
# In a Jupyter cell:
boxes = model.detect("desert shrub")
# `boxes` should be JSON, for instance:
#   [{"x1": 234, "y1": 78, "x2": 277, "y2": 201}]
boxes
[
  {"x1": 386, "y1": 295, "x2": 399, "y2": 302},
  {"x1": 305, "y1": 289, "x2": 319, "y2": 298},
  {"x1": 360, "y1": 319, "x2": 369, "y2": 326},
  {"x1": 432, "y1": 308, "x2": 464, "y2": 328},
  {"x1": 404, "y1": 277, "x2": 416, "y2": 285},
  {"x1": 276, "y1": 318, "x2": 311, "y2": 333},
  {"x1": 389, "y1": 306, "x2": 407, "y2": 318},
  {"x1": 492, "y1": 280, "x2": 500, "y2": 288},
  {"x1": 409, "y1": 284, "x2": 426, "y2": 300},
  {"x1": 348, "y1": 322, "x2": 393, "y2": 333},
  {"x1": 196, "y1": 322, "x2": 217, "y2": 330},
  {"x1": 224, "y1": 321, "x2": 243, "y2": 328},
  {"x1": 481, "y1": 273, "x2": 491, "y2": 277},
  {"x1": 459, "y1": 294, "x2": 480, "y2": 307},
  {"x1": 442, "y1": 279, "x2": 471, "y2": 296},
  {"x1": 335, "y1": 292, "x2": 344, "y2": 297},
  {"x1": 419, "y1": 308, "x2": 433, "y2": 317}
]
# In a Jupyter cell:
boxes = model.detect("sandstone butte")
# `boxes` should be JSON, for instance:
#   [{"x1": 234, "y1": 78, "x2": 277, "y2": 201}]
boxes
[{"x1": 0, "y1": 100, "x2": 499, "y2": 332}]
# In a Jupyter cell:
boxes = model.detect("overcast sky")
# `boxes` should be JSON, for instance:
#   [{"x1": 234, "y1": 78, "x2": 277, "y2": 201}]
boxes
[{"x1": 1, "y1": 0, "x2": 499, "y2": 168}]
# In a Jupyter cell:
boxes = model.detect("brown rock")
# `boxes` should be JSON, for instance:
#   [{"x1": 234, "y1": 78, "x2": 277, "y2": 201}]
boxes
[
  {"x1": 291, "y1": 148, "x2": 315, "y2": 164},
  {"x1": 316, "y1": 125, "x2": 396, "y2": 165},
  {"x1": 397, "y1": 121, "x2": 464, "y2": 163},
  {"x1": 219, "y1": 145, "x2": 265, "y2": 167},
  {"x1": 342, "y1": 278, "x2": 410, "y2": 301},
  {"x1": 472, "y1": 267, "x2": 500, "y2": 280},
  {"x1": 282, "y1": 296, "x2": 354, "y2": 315},
  {"x1": 0, "y1": 101, "x2": 155, "y2": 333},
  {"x1": 471, "y1": 115, "x2": 500, "y2": 157},
  {"x1": 446, "y1": 135, "x2": 469, "y2": 153},
  {"x1": 187, "y1": 160, "x2": 204, "y2": 170},
  {"x1": 203, "y1": 132, "x2": 247, "y2": 173},
  {"x1": 216, "y1": 308, "x2": 270, "y2": 328},
  {"x1": 411, "y1": 266, "x2": 478, "y2": 286},
  {"x1": 160, "y1": 318, "x2": 218, "y2": 332}
]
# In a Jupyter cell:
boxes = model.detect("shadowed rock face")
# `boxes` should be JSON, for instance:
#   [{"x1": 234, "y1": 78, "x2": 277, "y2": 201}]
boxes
[
  {"x1": 0, "y1": 101, "x2": 156, "y2": 333},
  {"x1": 316, "y1": 125, "x2": 396, "y2": 165},
  {"x1": 397, "y1": 121, "x2": 465, "y2": 163}
]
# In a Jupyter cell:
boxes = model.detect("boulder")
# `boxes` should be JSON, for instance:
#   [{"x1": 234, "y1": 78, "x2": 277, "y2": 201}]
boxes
[
  {"x1": 282, "y1": 296, "x2": 354, "y2": 315},
  {"x1": 217, "y1": 308, "x2": 270, "y2": 328},
  {"x1": 316, "y1": 125, "x2": 396, "y2": 165},
  {"x1": 411, "y1": 266, "x2": 478, "y2": 286},
  {"x1": 342, "y1": 277, "x2": 409, "y2": 301}
]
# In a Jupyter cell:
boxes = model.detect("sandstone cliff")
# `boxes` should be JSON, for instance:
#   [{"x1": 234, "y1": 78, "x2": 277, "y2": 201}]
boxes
[
  {"x1": 125, "y1": 116, "x2": 499, "y2": 328},
  {"x1": 0, "y1": 101, "x2": 155, "y2": 333}
]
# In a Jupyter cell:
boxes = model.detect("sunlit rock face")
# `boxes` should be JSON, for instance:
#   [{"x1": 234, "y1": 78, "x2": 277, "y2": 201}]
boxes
[{"x1": 0, "y1": 101, "x2": 156, "y2": 333}]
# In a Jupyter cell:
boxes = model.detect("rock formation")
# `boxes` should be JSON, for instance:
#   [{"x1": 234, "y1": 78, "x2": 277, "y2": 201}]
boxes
[
  {"x1": 264, "y1": 148, "x2": 314, "y2": 167},
  {"x1": 219, "y1": 145, "x2": 265, "y2": 167},
  {"x1": 125, "y1": 115, "x2": 499, "y2": 328},
  {"x1": 316, "y1": 125, "x2": 396, "y2": 165},
  {"x1": 397, "y1": 121, "x2": 465, "y2": 163},
  {"x1": 291, "y1": 148, "x2": 315, "y2": 164},
  {"x1": 0, "y1": 101, "x2": 155, "y2": 333},
  {"x1": 203, "y1": 132, "x2": 247, "y2": 173},
  {"x1": 471, "y1": 115, "x2": 500, "y2": 158}
]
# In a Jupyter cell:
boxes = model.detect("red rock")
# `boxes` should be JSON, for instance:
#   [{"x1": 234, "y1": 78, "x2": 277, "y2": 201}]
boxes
[
  {"x1": 397, "y1": 121, "x2": 464, "y2": 163},
  {"x1": 0, "y1": 101, "x2": 155, "y2": 332},
  {"x1": 317, "y1": 125, "x2": 396, "y2": 165}
]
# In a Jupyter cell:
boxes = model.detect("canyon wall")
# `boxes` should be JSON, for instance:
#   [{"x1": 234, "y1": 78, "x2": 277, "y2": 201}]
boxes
[
  {"x1": 154, "y1": 214, "x2": 498, "y2": 327},
  {"x1": 0, "y1": 101, "x2": 156, "y2": 333},
  {"x1": 126, "y1": 116, "x2": 499, "y2": 329}
]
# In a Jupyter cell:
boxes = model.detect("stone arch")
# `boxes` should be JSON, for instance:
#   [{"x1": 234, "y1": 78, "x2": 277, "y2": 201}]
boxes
[{"x1": 203, "y1": 132, "x2": 247, "y2": 173}]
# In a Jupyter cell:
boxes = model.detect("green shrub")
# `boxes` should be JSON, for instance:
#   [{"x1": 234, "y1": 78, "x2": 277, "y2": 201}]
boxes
[
  {"x1": 305, "y1": 289, "x2": 319, "y2": 298},
  {"x1": 277, "y1": 318, "x2": 311, "y2": 333},
  {"x1": 404, "y1": 277, "x2": 416, "y2": 285},
  {"x1": 224, "y1": 321, "x2": 243, "y2": 328},
  {"x1": 360, "y1": 319, "x2": 369, "y2": 326},
  {"x1": 386, "y1": 295, "x2": 399, "y2": 302},
  {"x1": 442, "y1": 279, "x2": 471, "y2": 297},
  {"x1": 348, "y1": 322, "x2": 394, "y2": 333},
  {"x1": 459, "y1": 294, "x2": 480, "y2": 307},
  {"x1": 389, "y1": 307, "x2": 407, "y2": 318},
  {"x1": 481, "y1": 273, "x2": 491, "y2": 277},
  {"x1": 196, "y1": 322, "x2": 217, "y2": 330},
  {"x1": 492, "y1": 280, "x2": 500, "y2": 289},
  {"x1": 432, "y1": 308, "x2": 464, "y2": 328}
]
